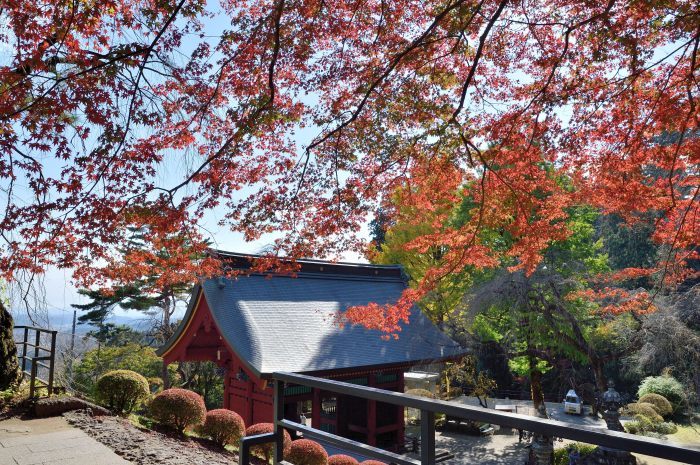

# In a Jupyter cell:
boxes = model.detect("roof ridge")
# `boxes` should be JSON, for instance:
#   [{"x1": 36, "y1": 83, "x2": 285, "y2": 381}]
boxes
[{"x1": 209, "y1": 249, "x2": 402, "y2": 269}]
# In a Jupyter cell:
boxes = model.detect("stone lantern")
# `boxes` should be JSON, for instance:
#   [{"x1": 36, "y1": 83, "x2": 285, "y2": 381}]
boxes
[
  {"x1": 601, "y1": 381, "x2": 624, "y2": 432},
  {"x1": 585, "y1": 381, "x2": 636, "y2": 465}
]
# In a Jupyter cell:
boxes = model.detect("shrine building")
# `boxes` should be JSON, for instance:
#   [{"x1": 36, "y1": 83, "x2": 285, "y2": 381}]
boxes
[{"x1": 157, "y1": 251, "x2": 467, "y2": 451}]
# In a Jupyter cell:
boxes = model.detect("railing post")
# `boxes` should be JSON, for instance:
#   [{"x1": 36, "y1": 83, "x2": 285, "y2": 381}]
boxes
[
  {"x1": 48, "y1": 331, "x2": 57, "y2": 396},
  {"x1": 239, "y1": 437, "x2": 251, "y2": 465},
  {"x1": 29, "y1": 362, "x2": 37, "y2": 398},
  {"x1": 420, "y1": 409, "x2": 435, "y2": 465},
  {"x1": 273, "y1": 379, "x2": 285, "y2": 464},
  {"x1": 31, "y1": 330, "x2": 40, "y2": 397},
  {"x1": 20, "y1": 327, "x2": 28, "y2": 381}
]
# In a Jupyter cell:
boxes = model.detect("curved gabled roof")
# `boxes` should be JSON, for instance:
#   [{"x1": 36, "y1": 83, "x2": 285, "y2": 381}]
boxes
[{"x1": 159, "y1": 256, "x2": 467, "y2": 377}]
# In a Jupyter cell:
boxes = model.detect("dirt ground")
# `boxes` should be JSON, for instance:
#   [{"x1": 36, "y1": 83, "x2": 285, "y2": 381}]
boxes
[{"x1": 63, "y1": 410, "x2": 245, "y2": 465}]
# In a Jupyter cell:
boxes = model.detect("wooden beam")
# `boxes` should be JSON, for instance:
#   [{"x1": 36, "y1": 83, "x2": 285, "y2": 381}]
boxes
[{"x1": 312, "y1": 388, "x2": 321, "y2": 429}]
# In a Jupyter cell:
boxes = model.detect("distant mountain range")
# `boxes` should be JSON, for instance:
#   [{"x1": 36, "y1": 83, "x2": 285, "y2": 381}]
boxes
[{"x1": 11, "y1": 308, "x2": 152, "y2": 335}]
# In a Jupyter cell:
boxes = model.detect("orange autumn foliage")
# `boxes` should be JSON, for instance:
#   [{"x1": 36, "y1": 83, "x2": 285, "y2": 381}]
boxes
[{"x1": 0, "y1": 0, "x2": 697, "y2": 332}]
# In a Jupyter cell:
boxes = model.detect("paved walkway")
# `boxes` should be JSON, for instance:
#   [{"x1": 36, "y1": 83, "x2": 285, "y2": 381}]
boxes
[{"x1": 0, "y1": 416, "x2": 130, "y2": 465}]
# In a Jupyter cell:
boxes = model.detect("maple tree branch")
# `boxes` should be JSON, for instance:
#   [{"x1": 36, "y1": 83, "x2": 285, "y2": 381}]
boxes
[
  {"x1": 451, "y1": 0, "x2": 508, "y2": 120},
  {"x1": 1, "y1": 45, "x2": 148, "y2": 119},
  {"x1": 267, "y1": 0, "x2": 286, "y2": 107},
  {"x1": 305, "y1": 0, "x2": 474, "y2": 156}
]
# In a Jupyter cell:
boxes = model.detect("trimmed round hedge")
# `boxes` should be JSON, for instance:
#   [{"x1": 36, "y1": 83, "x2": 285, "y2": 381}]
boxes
[
  {"x1": 328, "y1": 455, "x2": 359, "y2": 465},
  {"x1": 95, "y1": 369, "x2": 149, "y2": 415},
  {"x1": 287, "y1": 439, "x2": 328, "y2": 465},
  {"x1": 638, "y1": 393, "x2": 673, "y2": 418},
  {"x1": 626, "y1": 402, "x2": 663, "y2": 423},
  {"x1": 200, "y1": 409, "x2": 245, "y2": 447},
  {"x1": 638, "y1": 375, "x2": 686, "y2": 413},
  {"x1": 149, "y1": 388, "x2": 206, "y2": 433},
  {"x1": 244, "y1": 423, "x2": 292, "y2": 460}
]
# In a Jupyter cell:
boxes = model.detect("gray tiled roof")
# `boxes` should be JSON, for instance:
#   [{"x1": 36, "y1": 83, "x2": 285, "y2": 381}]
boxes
[
  {"x1": 158, "y1": 256, "x2": 468, "y2": 376},
  {"x1": 194, "y1": 271, "x2": 466, "y2": 376}
]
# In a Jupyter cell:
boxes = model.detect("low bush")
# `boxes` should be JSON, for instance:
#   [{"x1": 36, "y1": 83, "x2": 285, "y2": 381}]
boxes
[
  {"x1": 638, "y1": 393, "x2": 673, "y2": 418},
  {"x1": 72, "y1": 343, "x2": 174, "y2": 395},
  {"x1": 654, "y1": 421, "x2": 678, "y2": 435},
  {"x1": 553, "y1": 443, "x2": 597, "y2": 465},
  {"x1": 199, "y1": 409, "x2": 245, "y2": 447},
  {"x1": 625, "y1": 417, "x2": 678, "y2": 437},
  {"x1": 405, "y1": 388, "x2": 435, "y2": 399},
  {"x1": 360, "y1": 461, "x2": 388, "y2": 465},
  {"x1": 287, "y1": 439, "x2": 328, "y2": 465},
  {"x1": 95, "y1": 369, "x2": 149, "y2": 415},
  {"x1": 149, "y1": 388, "x2": 206, "y2": 433},
  {"x1": 328, "y1": 455, "x2": 359, "y2": 465},
  {"x1": 244, "y1": 423, "x2": 292, "y2": 460},
  {"x1": 625, "y1": 402, "x2": 663, "y2": 423},
  {"x1": 625, "y1": 414, "x2": 655, "y2": 435},
  {"x1": 638, "y1": 375, "x2": 686, "y2": 413}
]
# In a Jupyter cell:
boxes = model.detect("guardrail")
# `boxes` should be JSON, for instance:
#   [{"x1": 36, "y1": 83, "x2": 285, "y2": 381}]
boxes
[
  {"x1": 14, "y1": 325, "x2": 58, "y2": 398},
  {"x1": 240, "y1": 371, "x2": 700, "y2": 465}
]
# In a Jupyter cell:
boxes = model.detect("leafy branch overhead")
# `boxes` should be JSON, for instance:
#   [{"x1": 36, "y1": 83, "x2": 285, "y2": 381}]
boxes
[{"x1": 0, "y1": 0, "x2": 698, "y2": 334}]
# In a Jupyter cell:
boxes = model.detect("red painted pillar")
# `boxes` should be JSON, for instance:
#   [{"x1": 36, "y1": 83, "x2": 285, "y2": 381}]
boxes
[
  {"x1": 312, "y1": 388, "x2": 321, "y2": 429},
  {"x1": 367, "y1": 374, "x2": 377, "y2": 446},
  {"x1": 246, "y1": 378, "x2": 254, "y2": 426}
]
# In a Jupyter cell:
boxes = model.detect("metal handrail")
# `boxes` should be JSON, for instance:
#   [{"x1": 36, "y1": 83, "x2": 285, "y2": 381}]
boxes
[
  {"x1": 14, "y1": 325, "x2": 58, "y2": 333},
  {"x1": 14, "y1": 325, "x2": 58, "y2": 398},
  {"x1": 240, "y1": 371, "x2": 700, "y2": 465}
]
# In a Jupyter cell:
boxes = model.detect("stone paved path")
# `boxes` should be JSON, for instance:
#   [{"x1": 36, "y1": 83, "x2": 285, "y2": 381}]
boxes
[{"x1": 0, "y1": 416, "x2": 130, "y2": 465}]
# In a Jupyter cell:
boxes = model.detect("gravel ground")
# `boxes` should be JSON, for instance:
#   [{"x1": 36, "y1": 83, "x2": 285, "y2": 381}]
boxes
[{"x1": 64, "y1": 410, "x2": 247, "y2": 465}]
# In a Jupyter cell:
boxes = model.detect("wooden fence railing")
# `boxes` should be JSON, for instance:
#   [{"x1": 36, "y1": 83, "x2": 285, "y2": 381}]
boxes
[
  {"x1": 240, "y1": 371, "x2": 700, "y2": 465},
  {"x1": 14, "y1": 325, "x2": 57, "y2": 398}
]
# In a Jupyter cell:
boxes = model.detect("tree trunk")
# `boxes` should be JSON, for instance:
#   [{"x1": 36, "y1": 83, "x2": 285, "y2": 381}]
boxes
[
  {"x1": 0, "y1": 302, "x2": 21, "y2": 391},
  {"x1": 159, "y1": 290, "x2": 172, "y2": 388},
  {"x1": 529, "y1": 355, "x2": 547, "y2": 416},
  {"x1": 590, "y1": 357, "x2": 607, "y2": 416}
]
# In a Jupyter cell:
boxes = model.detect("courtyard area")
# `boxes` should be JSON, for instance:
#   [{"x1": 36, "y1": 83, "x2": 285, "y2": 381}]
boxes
[{"x1": 0, "y1": 416, "x2": 127, "y2": 465}]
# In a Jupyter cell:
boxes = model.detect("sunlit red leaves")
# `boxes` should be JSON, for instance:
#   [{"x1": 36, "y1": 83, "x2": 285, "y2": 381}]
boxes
[
  {"x1": 569, "y1": 288, "x2": 656, "y2": 316},
  {"x1": 0, "y1": 0, "x2": 698, "y2": 332}
]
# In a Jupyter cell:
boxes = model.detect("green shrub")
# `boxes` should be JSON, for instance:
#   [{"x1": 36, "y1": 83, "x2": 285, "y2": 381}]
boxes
[
  {"x1": 95, "y1": 370, "x2": 149, "y2": 415},
  {"x1": 406, "y1": 389, "x2": 435, "y2": 399},
  {"x1": 149, "y1": 388, "x2": 206, "y2": 433},
  {"x1": 625, "y1": 421, "x2": 641, "y2": 435},
  {"x1": 625, "y1": 414, "x2": 655, "y2": 435},
  {"x1": 287, "y1": 439, "x2": 328, "y2": 465},
  {"x1": 328, "y1": 455, "x2": 359, "y2": 465},
  {"x1": 638, "y1": 393, "x2": 673, "y2": 418},
  {"x1": 638, "y1": 375, "x2": 686, "y2": 413},
  {"x1": 625, "y1": 403, "x2": 663, "y2": 423},
  {"x1": 147, "y1": 377, "x2": 164, "y2": 394},
  {"x1": 554, "y1": 443, "x2": 596, "y2": 465},
  {"x1": 72, "y1": 343, "x2": 176, "y2": 395},
  {"x1": 244, "y1": 423, "x2": 292, "y2": 461},
  {"x1": 653, "y1": 421, "x2": 678, "y2": 435},
  {"x1": 199, "y1": 409, "x2": 245, "y2": 447}
]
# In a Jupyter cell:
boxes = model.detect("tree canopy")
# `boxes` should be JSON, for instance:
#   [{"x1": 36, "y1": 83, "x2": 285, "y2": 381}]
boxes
[{"x1": 1, "y1": 0, "x2": 698, "y2": 334}]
